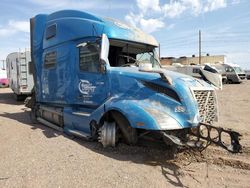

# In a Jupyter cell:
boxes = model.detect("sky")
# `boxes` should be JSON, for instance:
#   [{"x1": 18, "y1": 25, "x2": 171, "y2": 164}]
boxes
[{"x1": 0, "y1": 0, "x2": 249, "y2": 69}]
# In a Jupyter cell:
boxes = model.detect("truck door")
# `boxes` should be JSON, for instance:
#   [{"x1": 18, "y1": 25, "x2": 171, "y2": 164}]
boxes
[{"x1": 74, "y1": 34, "x2": 110, "y2": 107}]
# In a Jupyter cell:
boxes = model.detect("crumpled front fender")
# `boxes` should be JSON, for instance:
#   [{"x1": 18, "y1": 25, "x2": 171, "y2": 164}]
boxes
[{"x1": 104, "y1": 98, "x2": 186, "y2": 130}]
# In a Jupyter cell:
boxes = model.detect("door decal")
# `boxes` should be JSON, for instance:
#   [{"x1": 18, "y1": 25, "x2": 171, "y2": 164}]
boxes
[{"x1": 78, "y1": 80, "x2": 96, "y2": 95}]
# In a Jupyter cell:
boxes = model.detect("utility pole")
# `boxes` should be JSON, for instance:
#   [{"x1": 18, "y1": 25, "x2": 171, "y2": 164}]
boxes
[
  {"x1": 159, "y1": 43, "x2": 161, "y2": 60},
  {"x1": 1, "y1": 60, "x2": 5, "y2": 70},
  {"x1": 199, "y1": 30, "x2": 201, "y2": 65}
]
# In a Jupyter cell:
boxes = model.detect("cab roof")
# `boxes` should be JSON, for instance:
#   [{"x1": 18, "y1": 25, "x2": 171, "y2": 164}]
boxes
[{"x1": 44, "y1": 10, "x2": 158, "y2": 47}]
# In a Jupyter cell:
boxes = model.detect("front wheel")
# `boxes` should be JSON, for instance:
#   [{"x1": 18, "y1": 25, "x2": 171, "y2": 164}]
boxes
[
  {"x1": 98, "y1": 121, "x2": 117, "y2": 147},
  {"x1": 111, "y1": 111, "x2": 138, "y2": 145}
]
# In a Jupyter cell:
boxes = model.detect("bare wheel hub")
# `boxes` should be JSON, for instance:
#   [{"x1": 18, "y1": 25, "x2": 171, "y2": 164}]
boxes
[{"x1": 98, "y1": 122, "x2": 116, "y2": 147}]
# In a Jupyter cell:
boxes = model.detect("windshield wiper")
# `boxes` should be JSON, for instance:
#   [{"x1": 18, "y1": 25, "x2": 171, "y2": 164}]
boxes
[
  {"x1": 148, "y1": 52, "x2": 161, "y2": 68},
  {"x1": 119, "y1": 55, "x2": 140, "y2": 67}
]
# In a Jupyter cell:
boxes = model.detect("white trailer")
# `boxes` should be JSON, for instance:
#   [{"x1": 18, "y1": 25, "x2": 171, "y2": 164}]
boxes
[{"x1": 6, "y1": 51, "x2": 34, "y2": 100}]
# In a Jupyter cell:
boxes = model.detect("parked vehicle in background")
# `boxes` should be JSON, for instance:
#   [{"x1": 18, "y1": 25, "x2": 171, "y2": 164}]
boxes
[
  {"x1": 244, "y1": 70, "x2": 250, "y2": 80},
  {"x1": 26, "y1": 10, "x2": 241, "y2": 153},
  {"x1": 163, "y1": 63, "x2": 223, "y2": 89},
  {"x1": 213, "y1": 63, "x2": 245, "y2": 84},
  {"x1": 224, "y1": 63, "x2": 246, "y2": 83},
  {"x1": 203, "y1": 64, "x2": 227, "y2": 84},
  {"x1": 6, "y1": 51, "x2": 34, "y2": 100},
  {"x1": 0, "y1": 68, "x2": 8, "y2": 87},
  {"x1": 230, "y1": 64, "x2": 246, "y2": 80}
]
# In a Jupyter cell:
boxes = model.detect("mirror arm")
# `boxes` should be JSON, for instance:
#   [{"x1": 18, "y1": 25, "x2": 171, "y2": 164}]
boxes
[{"x1": 99, "y1": 59, "x2": 106, "y2": 73}]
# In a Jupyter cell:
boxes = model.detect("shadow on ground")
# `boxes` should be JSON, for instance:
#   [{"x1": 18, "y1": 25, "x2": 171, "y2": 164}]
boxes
[
  {"x1": 0, "y1": 89, "x2": 189, "y2": 187},
  {"x1": 0, "y1": 108, "x2": 190, "y2": 187},
  {"x1": 0, "y1": 91, "x2": 25, "y2": 105}
]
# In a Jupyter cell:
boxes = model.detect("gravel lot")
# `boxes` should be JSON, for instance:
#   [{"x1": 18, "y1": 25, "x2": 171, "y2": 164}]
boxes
[{"x1": 0, "y1": 81, "x2": 250, "y2": 188}]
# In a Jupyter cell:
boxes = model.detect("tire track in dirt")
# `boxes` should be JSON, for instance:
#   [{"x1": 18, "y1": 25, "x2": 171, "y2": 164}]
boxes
[{"x1": 173, "y1": 146, "x2": 250, "y2": 171}]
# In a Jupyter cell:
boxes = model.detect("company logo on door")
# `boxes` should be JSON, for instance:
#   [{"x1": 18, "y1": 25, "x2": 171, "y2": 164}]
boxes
[{"x1": 78, "y1": 80, "x2": 96, "y2": 95}]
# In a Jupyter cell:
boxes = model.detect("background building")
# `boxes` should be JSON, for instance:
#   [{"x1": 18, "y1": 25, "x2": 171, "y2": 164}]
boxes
[{"x1": 161, "y1": 55, "x2": 226, "y2": 66}]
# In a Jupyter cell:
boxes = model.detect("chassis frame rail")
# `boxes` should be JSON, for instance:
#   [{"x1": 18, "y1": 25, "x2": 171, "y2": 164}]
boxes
[
  {"x1": 192, "y1": 123, "x2": 242, "y2": 153},
  {"x1": 162, "y1": 123, "x2": 242, "y2": 153}
]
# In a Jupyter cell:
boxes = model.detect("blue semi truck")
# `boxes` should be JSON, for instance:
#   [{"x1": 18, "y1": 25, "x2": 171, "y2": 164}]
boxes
[{"x1": 27, "y1": 10, "x2": 241, "y2": 152}]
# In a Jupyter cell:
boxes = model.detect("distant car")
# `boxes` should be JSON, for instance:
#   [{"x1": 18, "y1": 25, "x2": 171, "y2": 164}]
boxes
[
  {"x1": 0, "y1": 78, "x2": 9, "y2": 87},
  {"x1": 214, "y1": 63, "x2": 245, "y2": 84},
  {"x1": 0, "y1": 69, "x2": 9, "y2": 87},
  {"x1": 245, "y1": 70, "x2": 250, "y2": 80}
]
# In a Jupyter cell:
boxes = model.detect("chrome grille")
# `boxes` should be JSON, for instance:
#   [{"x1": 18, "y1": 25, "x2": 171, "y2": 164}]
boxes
[{"x1": 193, "y1": 90, "x2": 217, "y2": 123}]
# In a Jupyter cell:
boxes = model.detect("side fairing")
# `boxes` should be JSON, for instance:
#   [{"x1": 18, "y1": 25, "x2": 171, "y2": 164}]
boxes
[{"x1": 31, "y1": 15, "x2": 47, "y2": 102}]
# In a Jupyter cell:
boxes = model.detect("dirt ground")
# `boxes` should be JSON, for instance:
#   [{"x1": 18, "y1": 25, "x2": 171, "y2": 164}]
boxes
[{"x1": 0, "y1": 81, "x2": 250, "y2": 188}]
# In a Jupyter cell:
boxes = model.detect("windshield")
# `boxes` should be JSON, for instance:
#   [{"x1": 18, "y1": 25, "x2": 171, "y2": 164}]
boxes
[
  {"x1": 108, "y1": 40, "x2": 161, "y2": 69},
  {"x1": 234, "y1": 67, "x2": 244, "y2": 74},
  {"x1": 136, "y1": 49, "x2": 161, "y2": 69}
]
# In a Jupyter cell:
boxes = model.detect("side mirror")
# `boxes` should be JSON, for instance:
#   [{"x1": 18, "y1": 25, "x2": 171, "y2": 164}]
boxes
[{"x1": 100, "y1": 34, "x2": 110, "y2": 72}]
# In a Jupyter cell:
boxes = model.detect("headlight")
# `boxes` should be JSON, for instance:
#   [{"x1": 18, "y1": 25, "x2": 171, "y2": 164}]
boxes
[
  {"x1": 158, "y1": 115, "x2": 182, "y2": 130},
  {"x1": 145, "y1": 108, "x2": 182, "y2": 130}
]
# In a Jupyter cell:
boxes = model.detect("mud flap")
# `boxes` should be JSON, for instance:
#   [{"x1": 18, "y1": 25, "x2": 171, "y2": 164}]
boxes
[
  {"x1": 24, "y1": 89, "x2": 36, "y2": 108},
  {"x1": 162, "y1": 123, "x2": 242, "y2": 153},
  {"x1": 24, "y1": 89, "x2": 38, "y2": 124}
]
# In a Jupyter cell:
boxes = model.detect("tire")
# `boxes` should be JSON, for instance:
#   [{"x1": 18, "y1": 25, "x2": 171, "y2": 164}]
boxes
[{"x1": 111, "y1": 111, "x2": 138, "y2": 145}]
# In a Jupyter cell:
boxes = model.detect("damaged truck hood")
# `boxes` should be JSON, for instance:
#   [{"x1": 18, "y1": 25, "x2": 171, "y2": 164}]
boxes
[
  {"x1": 111, "y1": 67, "x2": 212, "y2": 88},
  {"x1": 109, "y1": 67, "x2": 216, "y2": 128}
]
